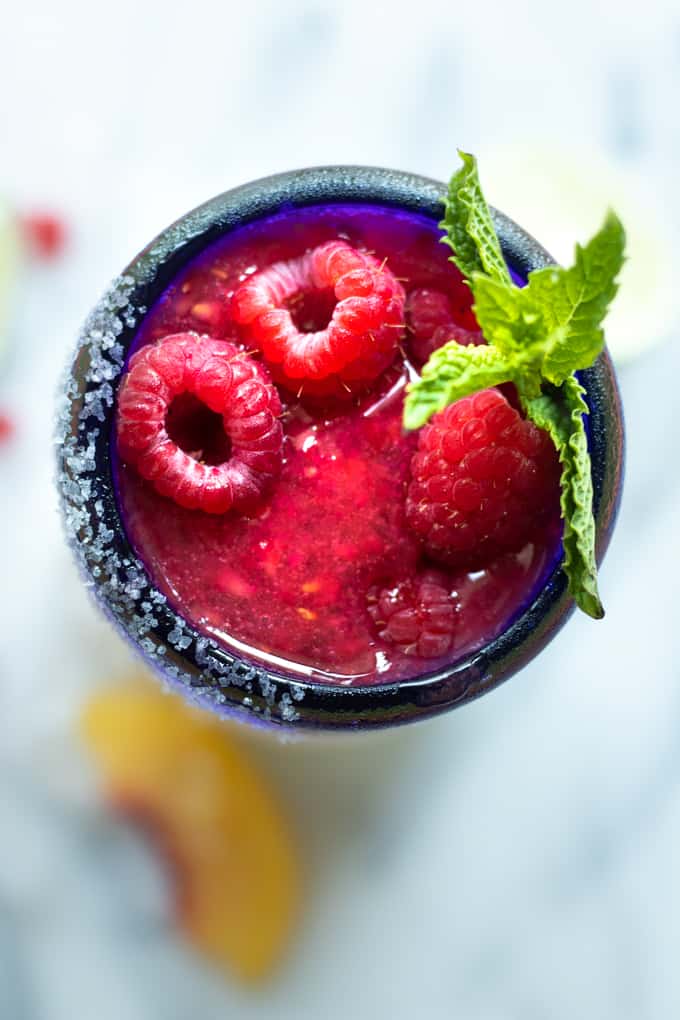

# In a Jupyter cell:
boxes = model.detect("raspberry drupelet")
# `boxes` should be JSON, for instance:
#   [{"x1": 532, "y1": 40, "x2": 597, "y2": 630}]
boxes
[
  {"x1": 231, "y1": 240, "x2": 406, "y2": 397},
  {"x1": 117, "y1": 333, "x2": 283, "y2": 514},
  {"x1": 406, "y1": 388, "x2": 561, "y2": 569}
]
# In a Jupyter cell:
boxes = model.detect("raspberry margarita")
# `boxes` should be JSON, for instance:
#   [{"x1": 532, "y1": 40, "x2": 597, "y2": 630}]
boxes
[{"x1": 113, "y1": 203, "x2": 562, "y2": 685}]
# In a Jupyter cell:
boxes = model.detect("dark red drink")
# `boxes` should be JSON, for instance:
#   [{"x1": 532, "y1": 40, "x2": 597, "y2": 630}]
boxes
[{"x1": 114, "y1": 203, "x2": 561, "y2": 686}]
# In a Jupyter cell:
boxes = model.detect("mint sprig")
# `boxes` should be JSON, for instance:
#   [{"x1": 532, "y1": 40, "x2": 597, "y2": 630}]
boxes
[{"x1": 404, "y1": 152, "x2": 625, "y2": 618}]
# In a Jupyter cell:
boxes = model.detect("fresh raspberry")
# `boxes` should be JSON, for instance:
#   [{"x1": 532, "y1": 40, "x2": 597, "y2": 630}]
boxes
[
  {"x1": 367, "y1": 571, "x2": 457, "y2": 658},
  {"x1": 117, "y1": 333, "x2": 283, "y2": 514},
  {"x1": 231, "y1": 240, "x2": 405, "y2": 397},
  {"x1": 405, "y1": 287, "x2": 482, "y2": 364},
  {"x1": 19, "y1": 212, "x2": 67, "y2": 260},
  {"x1": 0, "y1": 412, "x2": 14, "y2": 445},
  {"x1": 406, "y1": 389, "x2": 561, "y2": 568}
]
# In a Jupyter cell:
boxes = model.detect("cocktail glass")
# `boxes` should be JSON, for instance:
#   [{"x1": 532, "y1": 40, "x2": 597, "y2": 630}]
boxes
[{"x1": 56, "y1": 167, "x2": 623, "y2": 731}]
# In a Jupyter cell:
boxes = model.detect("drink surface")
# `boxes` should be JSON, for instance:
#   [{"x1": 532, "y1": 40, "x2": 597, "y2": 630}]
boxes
[{"x1": 114, "y1": 203, "x2": 560, "y2": 685}]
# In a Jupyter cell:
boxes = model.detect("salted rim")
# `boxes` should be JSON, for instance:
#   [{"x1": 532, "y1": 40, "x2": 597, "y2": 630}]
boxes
[{"x1": 55, "y1": 166, "x2": 625, "y2": 731}]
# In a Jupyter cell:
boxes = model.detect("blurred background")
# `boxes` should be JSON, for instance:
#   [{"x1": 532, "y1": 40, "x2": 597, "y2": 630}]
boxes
[{"x1": 2, "y1": 1, "x2": 680, "y2": 1016}]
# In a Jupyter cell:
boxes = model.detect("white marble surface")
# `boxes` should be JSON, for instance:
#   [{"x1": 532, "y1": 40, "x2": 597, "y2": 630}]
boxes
[{"x1": 2, "y1": 1, "x2": 680, "y2": 1016}]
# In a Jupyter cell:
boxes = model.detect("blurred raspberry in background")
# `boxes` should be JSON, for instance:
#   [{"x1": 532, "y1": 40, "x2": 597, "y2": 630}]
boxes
[{"x1": 19, "y1": 211, "x2": 67, "y2": 261}]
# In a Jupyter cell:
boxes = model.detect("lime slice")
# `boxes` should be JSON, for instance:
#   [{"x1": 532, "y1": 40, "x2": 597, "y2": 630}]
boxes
[
  {"x1": 0, "y1": 200, "x2": 19, "y2": 364},
  {"x1": 478, "y1": 141, "x2": 677, "y2": 365}
]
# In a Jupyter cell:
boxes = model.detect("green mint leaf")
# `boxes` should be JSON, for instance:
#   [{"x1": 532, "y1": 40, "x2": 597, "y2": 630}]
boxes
[
  {"x1": 471, "y1": 273, "x2": 569, "y2": 398},
  {"x1": 404, "y1": 341, "x2": 513, "y2": 430},
  {"x1": 469, "y1": 273, "x2": 525, "y2": 355},
  {"x1": 471, "y1": 273, "x2": 566, "y2": 368},
  {"x1": 525, "y1": 211, "x2": 626, "y2": 385},
  {"x1": 440, "y1": 151, "x2": 512, "y2": 287},
  {"x1": 524, "y1": 376, "x2": 603, "y2": 619}
]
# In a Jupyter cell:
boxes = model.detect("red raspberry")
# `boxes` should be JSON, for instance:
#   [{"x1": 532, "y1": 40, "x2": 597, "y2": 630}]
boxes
[
  {"x1": 231, "y1": 240, "x2": 405, "y2": 397},
  {"x1": 0, "y1": 412, "x2": 14, "y2": 445},
  {"x1": 117, "y1": 333, "x2": 283, "y2": 514},
  {"x1": 405, "y1": 287, "x2": 482, "y2": 364},
  {"x1": 367, "y1": 571, "x2": 457, "y2": 658},
  {"x1": 19, "y1": 212, "x2": 67, "y2": 260},
  {"x1": 406, "y1": 389, "x2": 561, "y2": 568}
]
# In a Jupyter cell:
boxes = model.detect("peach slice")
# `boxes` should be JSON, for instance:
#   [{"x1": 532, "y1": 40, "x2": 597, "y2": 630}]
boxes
[{"x1": 81, "y1": 680, "x2": 300, "y2": 982}]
